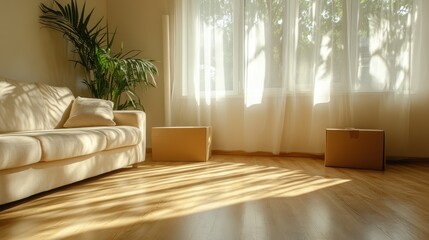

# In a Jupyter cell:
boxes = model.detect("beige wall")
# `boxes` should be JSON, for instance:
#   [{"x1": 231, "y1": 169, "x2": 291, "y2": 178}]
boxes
[
  {"x1": 0, "y1": 0, "x2": 107, "y2": 95},
  {"x1": 106, "y1": 0, "x2": 170, "y2": 148}
]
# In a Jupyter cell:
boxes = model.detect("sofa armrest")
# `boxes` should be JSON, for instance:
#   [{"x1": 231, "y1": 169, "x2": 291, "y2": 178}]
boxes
[
  {"x1": 113, "y1": 110, "x2": 146, "y2": 130},
  {"x1": 113, "y1": 110, "x2": 146, "y2": 165}
]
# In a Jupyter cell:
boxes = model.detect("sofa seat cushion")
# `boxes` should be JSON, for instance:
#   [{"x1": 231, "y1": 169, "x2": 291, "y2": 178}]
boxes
[
  {"x1": 5, "y1": 126, "x2": 141, "y2": 162},
  {"x1": 0, "y1": 136, "x2": 42, "y2": 170},
  {"x1": 90, "y1": 126, "x2": 142, "y2": 150},
  {"x1": 13, "y1": 129, "x2": 108, "y2": 161}
]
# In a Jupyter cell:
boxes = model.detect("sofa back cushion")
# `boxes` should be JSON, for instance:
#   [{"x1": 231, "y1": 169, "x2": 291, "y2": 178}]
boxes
[
  {"x1": 0, "y1": 78, "x2": 47, "y2": 133},
  {"x1": 0, "y1": 78, "x2": 75, "y2": 132},
  {"x1": 37, "y1": 83, "x2": 75, "y2": 129}
]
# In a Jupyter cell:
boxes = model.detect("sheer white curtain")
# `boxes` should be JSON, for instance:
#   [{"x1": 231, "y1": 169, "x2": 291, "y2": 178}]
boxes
[{"x1": 170, "y1": 0, "x2": 421, "y2": 156}]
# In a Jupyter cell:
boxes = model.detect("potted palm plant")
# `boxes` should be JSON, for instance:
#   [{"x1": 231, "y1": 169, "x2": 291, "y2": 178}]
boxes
[{"x1": 39, "y1": 0, "x2": 157, "y2": 110}]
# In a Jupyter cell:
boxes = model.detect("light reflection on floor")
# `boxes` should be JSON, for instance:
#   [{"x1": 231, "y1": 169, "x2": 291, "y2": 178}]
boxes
[{"x1": 1, "y1": 157, "x2": 352, "y2": 239}]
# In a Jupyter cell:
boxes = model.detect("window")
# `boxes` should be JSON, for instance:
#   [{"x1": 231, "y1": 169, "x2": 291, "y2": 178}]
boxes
[
  {"x1": 355, "y1": 0, "x2": 413, "y2": 92},
  {"x1": 198, "y1": 0, "x2": 235, "y2": 93},
  {"x1": 178, "y1": 0, "x2": 414, "y2": 96}
]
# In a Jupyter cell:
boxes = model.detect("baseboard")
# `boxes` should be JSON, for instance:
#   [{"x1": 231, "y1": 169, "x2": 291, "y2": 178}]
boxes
[
  {"x1": 386, "y1": 157, "x2": 429, "y2": 163},
  {"x1": 211, "y1": 150, "x2": 325, "y2": 159},
  {"x1": 147, "y1": 148, "x2": 429, "y2": 162}
]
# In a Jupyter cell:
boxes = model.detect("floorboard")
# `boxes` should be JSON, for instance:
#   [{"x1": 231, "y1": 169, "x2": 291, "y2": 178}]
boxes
[{"x1": 1, "y1": 155, "x2": 429, "y2": 240}]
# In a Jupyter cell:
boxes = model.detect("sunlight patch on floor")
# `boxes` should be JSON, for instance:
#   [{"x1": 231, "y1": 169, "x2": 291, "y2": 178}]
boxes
[{"x1": 0, "y1": 159, "x2": 350, "y2": 239}]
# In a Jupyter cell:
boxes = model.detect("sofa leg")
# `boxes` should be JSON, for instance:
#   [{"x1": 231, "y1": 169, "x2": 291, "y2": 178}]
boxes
[{"x1": 132, "y1": 163, "x2": 139, "y2": 168}]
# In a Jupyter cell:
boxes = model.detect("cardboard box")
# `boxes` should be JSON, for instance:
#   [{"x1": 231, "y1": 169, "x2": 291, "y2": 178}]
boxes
[
  {"x1": 152, "y1": 127, "x2": 212, "y2": 162},
  {"x1": 325, "y1": 128, "x2": 385, "y2": 170}
]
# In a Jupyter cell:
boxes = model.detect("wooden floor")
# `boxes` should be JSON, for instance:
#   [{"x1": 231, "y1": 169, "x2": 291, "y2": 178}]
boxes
[{"x1": 1, "y1": 155, "x2": 429, "y2": 240}]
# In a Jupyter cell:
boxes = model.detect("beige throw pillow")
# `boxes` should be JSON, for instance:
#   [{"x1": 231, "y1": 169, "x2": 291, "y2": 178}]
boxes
[{"x1": 63, "y1": 97, "x2": 116, "y2": 128}]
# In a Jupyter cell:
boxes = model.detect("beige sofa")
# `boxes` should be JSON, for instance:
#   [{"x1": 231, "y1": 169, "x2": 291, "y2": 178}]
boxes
[{"x1": 0, "y1": 78, "x2": 146, "y2": 205}]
